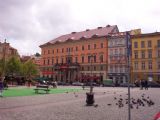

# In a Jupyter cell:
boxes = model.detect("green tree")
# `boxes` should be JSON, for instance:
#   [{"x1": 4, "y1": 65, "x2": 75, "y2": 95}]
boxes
[
  {"x1": 5, "y1": 56, "x2": 21, "y2": 76},
  {"x1": 35, "y1": 53, "x2": 41, "y2": 57},
  {"x1": 21, "y1": 59, "x2": 38, "y2": 80},
  {"x1": 0, "y1": 59, "x2": 4, "y2": 76}
]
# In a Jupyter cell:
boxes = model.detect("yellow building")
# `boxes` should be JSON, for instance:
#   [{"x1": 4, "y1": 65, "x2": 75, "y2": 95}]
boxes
[{"x1": 131, "y1": 32, "x2": 160, "y2": 83}]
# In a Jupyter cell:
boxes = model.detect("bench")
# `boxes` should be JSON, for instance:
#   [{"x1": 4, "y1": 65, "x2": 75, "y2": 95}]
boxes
[{"x1": 34, "y1": 85, "x2": 50, "y2": 94}]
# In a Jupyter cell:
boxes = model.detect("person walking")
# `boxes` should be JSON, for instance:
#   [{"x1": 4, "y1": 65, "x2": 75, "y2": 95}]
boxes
[
  {"x1": 140, "y1": 80, "x2": 143, "y2": 90},
  {"x1": 0, "y1": 77, "x2": 4, "y2": 97},
  {"x1": 144, "y1": 80, "x2": 148, "y2": 90}
]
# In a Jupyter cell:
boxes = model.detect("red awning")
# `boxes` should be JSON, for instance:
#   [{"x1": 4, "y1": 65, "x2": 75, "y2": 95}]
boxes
[{"x1": 42, "y1": 71, "x2": 55, "y2": 75}]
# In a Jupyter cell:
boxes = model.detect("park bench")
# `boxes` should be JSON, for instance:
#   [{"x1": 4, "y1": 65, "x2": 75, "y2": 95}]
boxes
[{"x1": 34, "y1": 85, "x2": 50, "y2": 94}]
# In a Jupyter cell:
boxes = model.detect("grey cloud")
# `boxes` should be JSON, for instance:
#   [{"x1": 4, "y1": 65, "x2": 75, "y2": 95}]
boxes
[{"x1": 0, "y1": 0, "x2": 73, "y2": 55}]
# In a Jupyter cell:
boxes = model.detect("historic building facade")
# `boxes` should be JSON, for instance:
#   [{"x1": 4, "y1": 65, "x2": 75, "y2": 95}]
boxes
[
  {"x1": 107, "y1": 32, "x2": 128, "y2": 84},
  {"x1": 0, "y1": 41, "x2": 19, "y2": 60},
  {"x1": 40, "y1": 25, "x2": 119, "y2": 83},
  {"x1": 131, "y1": 32, "x2": 160, "y2": 82},
  {"x1": 107, "y1": 29, "x2": 141, "y2": 84}
]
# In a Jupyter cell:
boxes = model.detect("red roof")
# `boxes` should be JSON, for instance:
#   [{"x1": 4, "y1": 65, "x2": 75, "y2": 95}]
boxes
[{"x1": 40, "y1": 25, "x2": 119, "y2": 47}]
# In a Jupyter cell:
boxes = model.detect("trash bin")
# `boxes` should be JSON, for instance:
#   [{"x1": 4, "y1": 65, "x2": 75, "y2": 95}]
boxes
[{"x1": 86, "y1": 92, "x2": 95, "y2": 105}]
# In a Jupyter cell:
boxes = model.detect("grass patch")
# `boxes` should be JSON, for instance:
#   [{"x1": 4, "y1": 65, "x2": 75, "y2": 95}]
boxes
[{"x1": 3, "y1": 87, "x2": 81, "y2": 97}]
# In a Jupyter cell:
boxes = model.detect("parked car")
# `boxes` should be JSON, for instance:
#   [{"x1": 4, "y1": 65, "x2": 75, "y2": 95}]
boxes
[
  {"x1": 72, "y1": 82, "x2": 83, "y2": 86},
  {"x1": 84, "y1": 82, "x2": 99, "y2": 86},
  {"x1": 57, "y1": 82, "x2": 70, "y2": 86},
  {"x1": 148, "y1": 81, "x2": 160, "y2": 88},
  {"x1": 102, "y1": 79, "x2": 115, "y2": 87},
  {"x1": 119, "y1": 83, "x2": 136, "y2": 87}
]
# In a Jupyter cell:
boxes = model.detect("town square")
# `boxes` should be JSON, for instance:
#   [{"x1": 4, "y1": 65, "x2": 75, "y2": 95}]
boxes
[{"x1": 0, "y1": 0, "x2": 160, "y2": 120}]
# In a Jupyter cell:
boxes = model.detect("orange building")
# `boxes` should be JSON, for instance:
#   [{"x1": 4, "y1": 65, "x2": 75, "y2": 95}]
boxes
[{"x1": 40, "y1": 25, "x2": 119, "y2": 83}]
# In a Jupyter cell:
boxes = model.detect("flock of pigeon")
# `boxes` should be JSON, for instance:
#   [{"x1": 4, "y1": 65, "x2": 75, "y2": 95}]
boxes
[
  {"x1": 65, "y1": 91, "x2": 155, "y2": 109},
  {"x1": 111, "y1": 93, "x2": 155, "y2": 109}
]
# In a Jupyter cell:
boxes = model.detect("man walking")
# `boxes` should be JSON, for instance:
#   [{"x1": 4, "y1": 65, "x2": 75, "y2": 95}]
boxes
[
  {"x1": 0, "y1": 77, "x2": 4, "y2": 97},
  {"x1": 144, "y1": 80, "x2": 148, "y2": 90}
]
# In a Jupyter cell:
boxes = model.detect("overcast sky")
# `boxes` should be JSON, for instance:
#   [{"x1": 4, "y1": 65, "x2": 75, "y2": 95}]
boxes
[{"x1": 0, "y1": 0, "x2": 160, "y2": 56}]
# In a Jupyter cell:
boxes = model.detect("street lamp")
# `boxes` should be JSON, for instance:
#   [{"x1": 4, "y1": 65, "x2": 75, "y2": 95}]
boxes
[
  {"x1": 126, "y1": 32, "x2": 131, "y2": 120},
  {"x1": 86, "y1": 55, "x2": 95, "y2": 106}
]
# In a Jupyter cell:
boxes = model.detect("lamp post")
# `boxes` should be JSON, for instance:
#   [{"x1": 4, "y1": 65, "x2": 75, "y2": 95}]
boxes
[
  {"x1": 86, "y1": 55, "x2": 95, "y2": 106},
  {"x1": 126, "y1": 32, "x2": 131, "y2": 120},
  {"x1": 1, "y1": 39, "x2": 7, "y2": 78}
]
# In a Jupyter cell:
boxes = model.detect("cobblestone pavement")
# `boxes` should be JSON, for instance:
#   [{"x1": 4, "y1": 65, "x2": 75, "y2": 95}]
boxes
[{"x1": 0, "y1": 86, "x2": 159, "y2": 120}]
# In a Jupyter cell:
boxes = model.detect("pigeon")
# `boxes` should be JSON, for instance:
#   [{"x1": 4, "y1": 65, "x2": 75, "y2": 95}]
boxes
[
  {"x1": 114, "y1": 97, "x2": 117, "y2": 100},
  {"x1": 136, "y1": 105, "x2": 139, "y2": 109},
  {"x1": 107, "y1": 104, "x2": 112, "y2": 106},
  {"x1": 94, "y1": 104, "x2": 98, "y2": 107}
]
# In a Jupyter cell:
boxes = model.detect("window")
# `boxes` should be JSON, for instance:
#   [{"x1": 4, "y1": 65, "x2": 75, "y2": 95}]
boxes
[
  {"x1": 61, "y1": 58, "x2": 64, "y2": 63},
  {"x1": 158, "y1": 62, "x2": 160, "y2": 69},
  {"x1": 110, "y1": 49, "x2": 113, "y2": 55},
  {"x1": 134, "y1": 51, "x2": 138, "y2": 59},
  {"x1": 141, "y1": 41, "x2": 145, "y2": 48},
  {"x1": 158, "y1": 50, "x2": 160, "y2": 57},
  {"x1": 157, "y1": 40, "x2": 160, "y2": 47},
  {"x1": 82, "y1": 56, "x2": 84, "y2": 63},
  {"x1": 94, "y1": 55, "x2": 96, "y2": 63},
  {"x1": 68, "y1": 48, "x2": 70, "y2": 52},
  {"x1": 110, "y1": 41, "x2": 113, "y2": 46},
  {"x1": 134, "y1": 62, "x2": 138, "y2": 70},
  {"x1": 52, "y1": 50, "x2": 54, "y2": 54},
  {"x1": 141, "y1": 50, "x2": 145, "y2": 59},
  {"x1": 48, "y1": 50, "x2": 50, "y2": 54},
  {"x1": 75, "y1": 57, "x2": 78, "y2": 63},
  {"x1": 94, "y1": 44, "x2": 96, "y2": 49},
  {"x1": 148, "y1": 50, "x2": 152, "y2": 58},
  {"x1": 115, "y1": 65, "x2": 118, "y2": 73},
  {"x1": 120, "y1": 48, "x2": 123, "y2": 55},
  {"x1": 101, "y1": 43, "x2": 103, "y2": 48},
  {"x1": 56, "y1": 58, "x2": 58, "y2": 64},
  {"x1": 148, "y1": 41, "x2": 152, "y2": 47},
  {"x1": 115, "y1": 49, "x2": 118, "y2": 55},
  {"x1": 120, "y1": 65, "x2": 123, "y2": 73},
  {"x1": 88, "y1": 45, "x2": 90, "y2": 50},
  {"x1": 76, "y1": 46, "x2": 78, "y2": 51},
  {"x1": 88, "y1": 56, "x2": 90, "y2": 63},
  {"x1": 100, "y1": 65, "x2": 103, "y2": 71},
  {"x1": 62, "y1": 48, "x2": 64, "y2": 53},
  {"x1": 43, "y1": 59, "x2": 45, "y2": 65},
  {"x1": 52, "y1": 59, "x2": 54, "y2": 65},
  {"x1": 47, "y1": 59, "x2": 50, "y2": 65},
  {"x1": 82, "y1": 46, "x2": 84, "y2": 50},
  {"x1": 88, "y1": 66, "x2": 90, "y2": 71},
  {"x1": 94, "y1": 66, "x2": 96, "y2": 71},
  {"x1": 57, "y1": 49, "x2": 58, "y2": 53},
  {"x1": 148, "y1": 61, "x2": 152, "y2": 70},
  {"x1": 110, "y1": 65, "x2": 113, "y2": 73},
  {"x1": 134, "y1": 42, "x2": 138, "y2": 48},
  {"x1": 81, "y1": 66, "x2": 84, "y2": 71},
  {"x1": 100, "y1": 55, "x2": 103, "y2": 62},
  {"x1": 141, "y1": 61, "x2": 145, "y2": 70}
]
